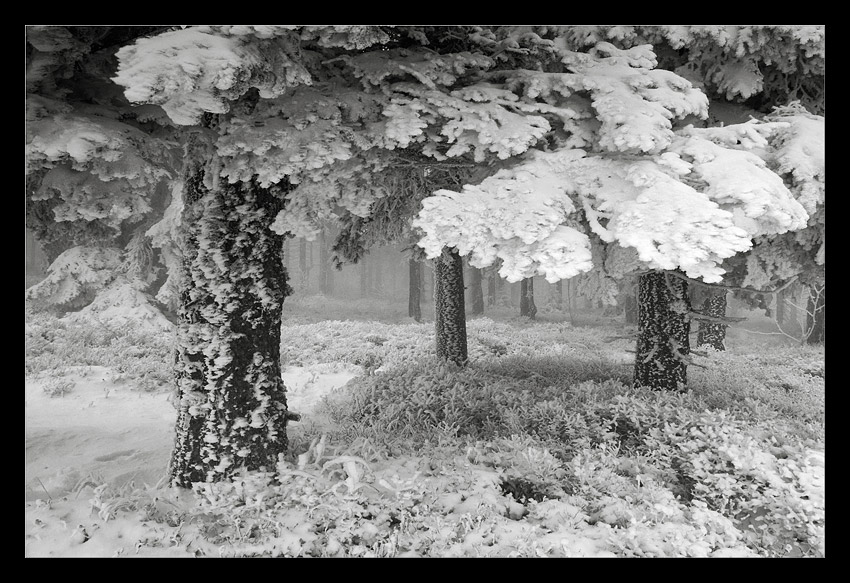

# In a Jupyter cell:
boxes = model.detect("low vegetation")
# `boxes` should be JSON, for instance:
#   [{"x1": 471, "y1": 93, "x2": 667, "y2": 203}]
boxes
[{"x1": 25, "y1": 300, "x2": 825, "y2": 557}]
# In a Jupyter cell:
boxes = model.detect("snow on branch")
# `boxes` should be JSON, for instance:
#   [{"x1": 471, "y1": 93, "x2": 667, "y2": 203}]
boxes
[{"x1": 113, "y1": 27, "x2": 311, "y2": 125}]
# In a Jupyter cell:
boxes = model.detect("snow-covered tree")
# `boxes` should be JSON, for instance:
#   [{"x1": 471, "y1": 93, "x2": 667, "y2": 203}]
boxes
[
  {"x1": 413, "y1": 27, "x2": 824, "y2": 390},
  {"x1": 26, "y1": 26, "x2": 182, "y2": 311}
]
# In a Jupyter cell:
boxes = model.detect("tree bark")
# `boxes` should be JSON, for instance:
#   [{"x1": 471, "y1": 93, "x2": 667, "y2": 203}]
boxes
[
  {"x1": 555, "y1": 280, "x2": 563, "y2": 311},
  {"x1": 170, "y1": 156, "x2": 293, "y2": 487},
  {"x1": 633, "y1": 271, "x2": 691, "y2": 391},
  {"x1": 806, "y1": 284, "x2": 825, "y2": 344},
  {"x1": 408, "y1": 257, "x2": 422, "y2": 322},
  {"x1": 468, "y1": 263, "x2": 484, "y2": 316},
  {"x1": 434, "y1": 248, "x2": 468, "y2": 365},
  {"x1": 520, "y1": 277, "x2": 537, "y2": 319},
  {"x1": 696, "y1": 288, "x2": 728, "y2": 350}
]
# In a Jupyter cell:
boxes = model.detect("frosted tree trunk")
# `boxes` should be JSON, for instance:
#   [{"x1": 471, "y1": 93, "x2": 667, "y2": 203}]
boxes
[
  {"x1": 170, "y1": 156, "x2": 294, "y2": 487},
  {"x1": 434, "y1": 248, "x2": 467, "y2": 365},
  {"x1": 468, "y1": 263, "x2": 484, "y2": 316},
  {"x1": 408, "y1": 257, "x2": 422, "y2": 322},
  {"x1": 520, "y1": 277, "x2": 537, "y2": 319},
  {"x1": 806, "y1": 284, "x2": 825, "y2": 344},
  {"x1": 633, "y1": 271, "x2": 691, "y2": 391},
  {"x1": 696, "y1": 288, "x2": 727, "y2": 351}
]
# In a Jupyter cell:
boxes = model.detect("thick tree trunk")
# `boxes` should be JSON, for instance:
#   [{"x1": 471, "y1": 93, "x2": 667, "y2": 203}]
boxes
[
  {"x1": 170, "y1": 162, "x2": 293, "y2": 487},
  {"x1": 806, "y1": 284, "x2": 825, "y2": 344},
  {"x1": 520, "y1": 277, "x2": 537, "y2": 319},
  {"x1": 434, "y1": 248, "x2": 468, "y2": 365},
  {"x1": 696, "y1": 288, "x2": 728, "y2": 351},
  {"x1": 468, "y1": 263, "x2": 484, "y2": 316},
  {"x1": 633, "y1": 271, "x2": 691, "y2": 391},
  {"x1": 408, "y1": 257, "x2": 422, "y2": 322}
]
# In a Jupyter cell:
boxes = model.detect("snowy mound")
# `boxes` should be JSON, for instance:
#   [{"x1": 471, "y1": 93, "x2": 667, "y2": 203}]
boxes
[{"x1": 64, "y1": 280, "x2": 174, "y2": 334}]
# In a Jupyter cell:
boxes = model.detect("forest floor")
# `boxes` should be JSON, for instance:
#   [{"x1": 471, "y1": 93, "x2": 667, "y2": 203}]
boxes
[{"x1": 24, "y1": 293, "x2": 825, "y2": 557}]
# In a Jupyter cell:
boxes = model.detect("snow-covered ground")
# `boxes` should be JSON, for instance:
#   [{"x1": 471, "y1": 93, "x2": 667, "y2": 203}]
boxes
[{"x1": 24, "y1": 361, "x2": 360, "y2": 557}]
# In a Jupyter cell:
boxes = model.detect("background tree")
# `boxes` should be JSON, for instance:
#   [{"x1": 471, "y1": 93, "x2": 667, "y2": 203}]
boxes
[
  {"x1": 414, "y1": 29, "x2": 823, "y2": 390},
  {"x1": 26, "y1": 26, "x2": 181, "y2": 313}
]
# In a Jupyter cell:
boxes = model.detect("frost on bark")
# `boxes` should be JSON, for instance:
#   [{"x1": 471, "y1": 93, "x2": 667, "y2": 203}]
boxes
[
  {"x1": 520, "y1": 277, "x2": 537, "y2": 319},
  {"x1": 806, "y1": 284, "x2": 825, "y2": 344},
  {"x1": 408, "y1": 257, "x2": 422, "y2": 322},
  {"x1": 633, "y1": 271, "x2": 691, "y2": 391},
  {"x1": 696, "y1": 288, "x2": 728, "y2": 351},
  {"x1": 434, "y1": 248, "x2": 468, "y2": 365},
  {"x1": 468, "y1": 263, "x2": 484, "y2": 316},
  {"x1": 170, "y1": 152, "x2": 293, "y2": 488}
]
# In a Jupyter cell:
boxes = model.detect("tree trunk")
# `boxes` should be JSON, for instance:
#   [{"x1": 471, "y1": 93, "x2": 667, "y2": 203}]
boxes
[
  {"x1": 624, "y1": 293, "x2": 638, "y2": 325},
  {"x1": 520, "y1": 277, "x2": 537, "y2": 319},
  {"x1": 434, "y1": 248, "x2": 467, "y2": 365},
  {"x1": 806, "y1": 284, "x2": 825, "y2": 344},
  {"x1": 298, "y1": 238, "x2": 308, "y2": 293},
  {"x1": 555, "y1": 280, "x2": 563, "y2": 311},
  {"x1": 468, "y1": 263, "x2": 484, "y2": 316},
  {"x1": 170, "y1": 158, "x2": 293, "y2": 487},
  {"x1": 408, "y1": 257, "x2": 422, "y2": 322},
  {"x1": 373, "y1": 247, "x2": 383, "y2": 296},
  {"x1": 696, "y1": 288, "x2": 727, "y2": 350},
  {"x1": 633, "y1": 271, "x2": 691, "y2": 391},
  {"x1": 360, "y1": 257, "x2": 368, "y2": 299},
  {"x1": 487, "y1": 272, "x2": 497, "y2": 307}
]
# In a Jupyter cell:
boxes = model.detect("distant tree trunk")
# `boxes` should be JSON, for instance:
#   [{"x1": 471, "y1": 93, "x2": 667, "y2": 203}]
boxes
[
  {"x1": 373, "y1": 248, "x2": 383, "y2": 296},
  {"x1": 434, "y1": 248, "x2": 468, "y2": 365},
  {"x1": 696, "y1": 288, "x2": 727, "y2": 351},
  {"x1": 360, "y1": 257, "x2": 368, "y2": 299},
  {"x1": 806, "y1": 284, "x2": 825, "y2": 344},
  {"x1": 633, "y1": 271, "x2": 690, "y2": 391},
  {"x1": 487, "y1": 272, "x2": 497, "y2": 307},
  {"x1": 408, "y1": 257, "x2": 422, "y2": 322},
  {"x1": 299, "y1": 238, "x2": 308, "y2": 293},
  {"x1": 624, "y1": 293, "x2": 638, "y2": 325},
  {"x1": 468, "y1": 263, "x2": 484, "y2": 316},
  {"x1": 555, "y1": 280, "x2": 563, "y2": 311},
  {"x1": 318, "y1": 231, "x2": 329, "y2": 295},
  {"x1": 170, "y1": 150, "x2": 294, "y2": 487},
  {"x1": 520, "y1": 277, "x2": 537, "y2": 319},
  {"x1": 511, "y1": 281, "x2": 519, "y2": 307}
]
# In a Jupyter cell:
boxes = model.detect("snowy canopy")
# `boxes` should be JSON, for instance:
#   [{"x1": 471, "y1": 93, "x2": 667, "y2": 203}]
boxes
[{"x1": 415, "y1": 119, "x2": 811, "y2": 284}]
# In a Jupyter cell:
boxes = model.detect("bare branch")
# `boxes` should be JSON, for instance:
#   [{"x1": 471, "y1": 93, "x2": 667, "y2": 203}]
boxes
[{"x1": 665, "y1": 270, "x2": 799, "y2": 296}]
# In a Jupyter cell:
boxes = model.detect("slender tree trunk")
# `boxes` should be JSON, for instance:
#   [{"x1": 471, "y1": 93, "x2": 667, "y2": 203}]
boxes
[
  {"x1": 434, "y1": 248, "x2": 467, "y2": 365},
  {"x1": 633, "y1": 271, "x2": 691, "y2": 391},
  {"x1": 520, "y1": 277, "x2": 537, "y2": 319},
  {"x1": 555, "y1": 280, "x2": 563, "y2": 311},
  {"x1": 806, "y1": 284, "x2": 825, "y2": 344},
  {"x1": 468, "y1": 263, "x2": 484, "y2": 316},
  {"x1": 487, "y1": 272, "x2": 497, "y2": 307},
  {"x1": 299, "y1": 238, "x2": 308, "y2": 293},
  {"x1": 696, "y1": 288, "x2": 728, "y2": 350},
  {"x1": 373, "y1": 247, "x2": 383, "y2": 296},
  {"x1": 170, "y1": 153, "x2": 294, "y2": 487},
  {"x1": 360, "y1": 257, "x2": 368, "y2": 299},
  {"x1": 408, "y1": 257, "x2": 422, "y2": 322},
  {"x1": 624, "y1": 293, "x2": 638, "y2": 325}
]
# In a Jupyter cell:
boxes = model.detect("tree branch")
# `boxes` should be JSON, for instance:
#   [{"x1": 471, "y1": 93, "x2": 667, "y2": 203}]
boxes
[{"x1": 665, "y1": 271, "x2": 799, "y2": 296}]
